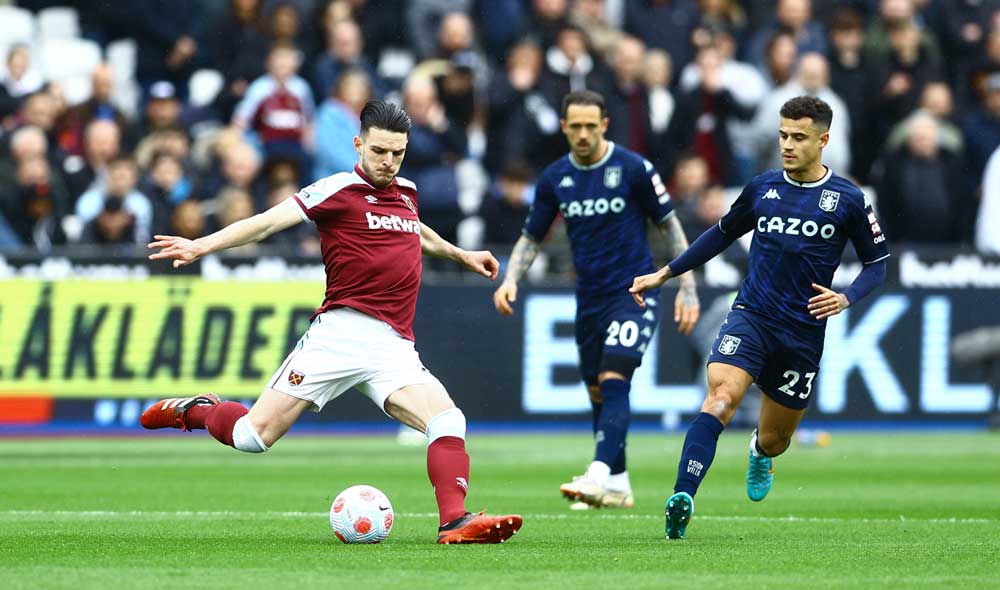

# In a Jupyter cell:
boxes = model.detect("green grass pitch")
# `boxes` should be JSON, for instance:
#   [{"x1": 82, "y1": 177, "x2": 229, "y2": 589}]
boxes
[{"x1": 1, "y1": 432, "x2": 998, "y2": 589}]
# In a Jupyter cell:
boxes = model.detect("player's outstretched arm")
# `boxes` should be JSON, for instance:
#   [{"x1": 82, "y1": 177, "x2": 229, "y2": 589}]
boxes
[
  {"x1": 493, "y1": 234, "x2": 540, "y2": 316},
  {"x1": 419, "y1": 222, "x2": 499, "y2": 280},
  {"x1": 657, "y1": 215, "x2": 700, "y2": 335},
  {"x1": 629, "y1": 266, "x2": 672, "y2": 307},
  {"x1": 148, "y1": 198, "x2": 304, "y2": 268}
]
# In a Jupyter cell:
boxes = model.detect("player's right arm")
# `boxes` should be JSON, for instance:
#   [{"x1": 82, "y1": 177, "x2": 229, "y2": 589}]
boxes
[
  {"x1": 148, "y1": 198, "x2": 304, "y2": 268},
  {"x1": 493, "y1": 172, "x2": 559, "y2": 315}
]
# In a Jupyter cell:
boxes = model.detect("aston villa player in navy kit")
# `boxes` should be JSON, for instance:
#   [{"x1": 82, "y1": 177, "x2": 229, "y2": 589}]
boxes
[
  {"x1": 494, "y1": 90, "x2": 700, "y2": 509},
  {"x1": 630, "y1": 96, "x2": 889, "y2": 539}
]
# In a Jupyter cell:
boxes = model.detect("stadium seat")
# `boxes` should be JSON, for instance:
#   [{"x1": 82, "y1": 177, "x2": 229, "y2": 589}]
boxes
[
  {"x1": 189, "y1": 69, "x2": 225, "y2": 108},
  {"x1": 0, "y1": 6, "x2": 34, "y2": 46},
  {"x1": 105, "y1": 38, "x2": 137, "y2": 82},
  {"x1": 40, "y1": 38, "x2": 101, "y2": 81},
  {"x1": 60, "y1": 73, "x2": 91, "y2": 106},
  {"x1": 456, "y1": 216, "x2": 484, "y2": 250},
  {"x1": 36, "y1": 6, "x2": 81, "y2": 40}
]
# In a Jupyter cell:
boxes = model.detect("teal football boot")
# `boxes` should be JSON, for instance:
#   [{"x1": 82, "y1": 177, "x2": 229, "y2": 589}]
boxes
[
  {"x1": 664, "y1": 491, "x2": 694, "y2": 539},
  {"x1": 746, "y1": 430, "x2": 774, "y2": 502}
]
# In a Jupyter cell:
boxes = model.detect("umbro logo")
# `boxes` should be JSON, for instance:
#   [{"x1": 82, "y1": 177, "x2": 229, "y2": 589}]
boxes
[
  {"x1": 559, "y1": 176, "x2": 575, "y2": 188},
  {"x1": 364, "y1": 195, "x2": 378, "y2": 203},
  {"x1": 762, "y1": 189, "x2": 781, "y2": 200}
]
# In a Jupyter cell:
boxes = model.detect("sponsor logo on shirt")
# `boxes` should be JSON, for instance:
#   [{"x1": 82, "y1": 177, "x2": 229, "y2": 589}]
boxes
[
  {"x1": 559, "y1": 197, "x2": 627, "y2": 218},
  {"x1": 366, "y1": 211, "x2": 421, "y2": 234},
  {"x1": 756, "y1": 216, "x2": 837, "y2": 239}
]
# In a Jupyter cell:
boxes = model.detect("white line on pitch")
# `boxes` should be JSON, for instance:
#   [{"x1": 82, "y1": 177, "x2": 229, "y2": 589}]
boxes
[{"x1": 0, "y1": 510, "x2": 993, "y2": 525}]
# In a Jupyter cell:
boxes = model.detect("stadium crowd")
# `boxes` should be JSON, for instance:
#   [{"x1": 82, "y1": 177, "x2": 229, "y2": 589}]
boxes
[{"x1": 1, "y1": 0, "x2": 999, "y2": 262}]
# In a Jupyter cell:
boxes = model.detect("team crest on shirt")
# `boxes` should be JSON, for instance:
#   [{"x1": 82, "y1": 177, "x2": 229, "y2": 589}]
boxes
[
  {"x1": 400, "y1": 194, "x2": 416, "y2": 214},
  {"x1": 718, "y1": 335, "x2": 741, "y2": 356},
  {"x1": 819, "y1": 190, "x2": 841, "y2": 212},
  {"x1": 288, "y1": 370, "x2": 305, "y2": 386},
  {"x1": 603, "y1": 166, "x2": 622, "y2": 188}
]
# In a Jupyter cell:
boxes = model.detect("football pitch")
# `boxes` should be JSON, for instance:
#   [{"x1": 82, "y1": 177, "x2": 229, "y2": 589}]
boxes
[{"x1": 1, "y1": 432, "x2": 997, "y2": 589}]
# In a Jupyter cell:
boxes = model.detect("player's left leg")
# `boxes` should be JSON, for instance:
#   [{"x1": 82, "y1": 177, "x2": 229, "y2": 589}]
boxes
[
  {"x1": 379, "y1": 380, "x2": 523, "y2": 544},
  {"x1": 746, "y1": 392, "x2": 807, "y2": 501}
]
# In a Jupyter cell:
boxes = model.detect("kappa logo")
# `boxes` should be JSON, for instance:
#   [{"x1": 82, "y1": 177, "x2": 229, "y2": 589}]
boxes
[
  {"x1": 559, "y1": 176, "x2": 575, "y2": 188},
  {"x1": 288, "y1": 370, "x2": 305, "y2": 386},
  {"x1": 819, "y1": 189, "x2": 841, "y2": 212},
  {"x1": 718, "y1": 335, "x2": 741, "y2": 356},
  {"x1": 364, "y1": 195, "x2": 378, "y2": 204},
  {"x1": 762, "y1": 188, "x2": 781, "y2": 200},
  {"x1": 604, "y1": 166, "x2": 622, "y2": 188}
]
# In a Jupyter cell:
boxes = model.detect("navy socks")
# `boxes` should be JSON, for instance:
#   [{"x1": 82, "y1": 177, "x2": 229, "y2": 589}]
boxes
[
  {"x1": 673, "y1": 412, "x2": 725, "y2": 497},
  {"x1": 594, "y1": 379, "x2": 631, "y2": 470}
]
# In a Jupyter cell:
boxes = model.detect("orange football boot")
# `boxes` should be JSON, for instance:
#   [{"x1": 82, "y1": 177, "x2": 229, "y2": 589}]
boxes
[
  {"x1": 436, "y1": 511, "x2": 523, "y2": 544},
  {"x1": 140, "y1": 394, "x2": 221, "y2": 431}
]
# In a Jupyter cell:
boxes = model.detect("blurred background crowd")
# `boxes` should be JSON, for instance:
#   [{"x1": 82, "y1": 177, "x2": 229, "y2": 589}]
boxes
[{"x1": 1, "y1": 0, "x2": 999, "y2": 269}]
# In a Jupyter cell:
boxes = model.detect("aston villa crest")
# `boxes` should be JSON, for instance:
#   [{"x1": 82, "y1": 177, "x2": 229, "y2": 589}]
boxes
[
  {"x1": 604, "y1": 166, "x2": 622, "y2": 189},
  {"x1": 401, "y1": 194, "x2": 416, "y2": 214},
  {"x1": 718, "y1": 335, "x2": 741, "y2": 356},
  {"x1": 819, "y1": 190, "x2": 840, "y2": 212}
]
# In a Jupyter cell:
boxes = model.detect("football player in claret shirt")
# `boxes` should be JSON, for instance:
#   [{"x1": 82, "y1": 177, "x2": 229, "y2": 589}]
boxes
[
  {"x1": 142, "y1": 100, "x2": 522, "y2": 544},
  {"x1": 630, "y1": 96, "x2": 889, "y2": 539},
  {"x1": 493, "y1": 90, "x2": 701, "y2": 509}
]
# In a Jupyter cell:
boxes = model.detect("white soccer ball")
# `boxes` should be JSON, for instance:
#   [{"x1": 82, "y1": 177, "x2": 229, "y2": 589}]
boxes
[{"x1": 329, "y1": 485, "x2": 394, "y2": 544}]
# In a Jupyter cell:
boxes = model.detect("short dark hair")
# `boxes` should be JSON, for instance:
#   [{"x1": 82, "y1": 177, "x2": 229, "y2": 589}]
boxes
[
  {"x1": 780, "y1": 95, "x2": 833, "y2": 130},
  {"x1": 561, "y1": 90, "x2": 606, "y2": 118},
  {"x1": 360, "y1": 100, "x2": 412, "y2": 135}
]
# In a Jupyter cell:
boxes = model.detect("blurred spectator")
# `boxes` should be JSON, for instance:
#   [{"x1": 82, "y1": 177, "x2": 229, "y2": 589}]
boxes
[
  {"x1": 211, "y1": 186, "x2": 259, "y2": 254},
  {"x1": 863, "y1": 0, "x2": 942, "y2": 66},
  {"x1": 170, "y1": 199, "x2": 208, "y2": 240},
  {"x1": 624, "y1": 0, "x2": 700, "y2": 75},
  {"x1": 479, "y1": 161, "x2": 535, "y2": 246},
  {"x1": 0, "y1": 156, "x2": 70, "y2": 251},
  {"x1": 474, "y1": 0, "x2": 527, "y2": 58},
  {"x1": 399, "y1": 75, "x2": 465, "y2": 243},
  {"x1": 679, "y1": 183, "x2": 728, "y2": 238},
  {"x1": 962, "y1": 71, "x2": 1000, "y2": 186},
  {"x1": 77, "y1": 157, "x2": 153, "y2": 245},
  {"x1": 965, "y1": 26, "x2": 1000, "y2": 109},
  {"x1": 142, "y1": 151, "x2": 195, "y2": 234},
  {"x1": 538, "y1": 25, "x2": 613, "y2": 111},
  {"x1": 54, "y1": 64, "x2": 133, "y2": 157},
  {"x1": 407, "y1": 1, "x2": 472, "y2": 60},
  {"x1": 571, "y1": 0, "x2": 625, "y2": 61},
  {"x1": 14, "y1": 92, "x2": 58, "y2": 141},
  {"x1": 693, "y1": 0, "x2": 747, "y2": 46},
  {"x1": 519, "y1": 0, "x2": 571, "y2": 50},
  {"x1": 761, "y1": 30, "x2": 799, "y2": 88},
  {"x1": 643, "y1": 48, "x2": 675, "y2": 143},
  {"x1": 312, "y1": 19, "x2": 385, "y2": 100},
  {"x1": 64, "y1": 119, "x2": 122, "y2": 202},
  {"x1": 210, "y1": 0, "x2": 271, "y2": 119},
  {"x1": 314, "y1": 69, "x2": 371, "y2": 178},
  {"x1": 485, "y1": 40, "x2": 561, "y2": 174},
  {"x1": 668, "y1": 151, "x2": 710, "y2": 221},
  {"x1": 668, "y1": 45, "x2": 755, "y2": 186},
  {"x1": 935, "y1": 0, "x2": 994, "y2": 99},
  {"x1": 111, "y1": 1, "x2": 199, "y2": 93},
  {"x1": 976, "y1": 144, "x2": 1000, "y2": 254},
  {"x1": 201, "y1": 140, "x2": 267, "y2": 209},
  {"x1": 746, "y1": 0, "x2": 827, "y2": 70},
  {"x1": 234, "y1": 42, "x2": 315, "y2": 176},
  {"x1": 752, "y1": 52, "x2": 851, "y2": 174},
  {"x1": 0, "y1": 126, "x2": 50, "y2": 189},
  {"x1": 605, "y1": 36, "x2": 652, "y2": 156},
  {"x1": 886, "y1": 82, "x2": 964, "y2": 155},
  {"x1": 135, "y1": 126, "x2": 193, "y2": 171},
  {"x1": 268, "y1": 2, "x2": 310, "y2": 54},
  {"x1": 2, "y1": 45, "x2": 44, "y2": 102},
  {"x1": 141, "y1": 81, "x2": 186, "y2": 138},
  {"x1": 263, "y1": 180, "x2": 318, "y2": 252},
  {"x1": 827, "y1": 7, "x2": 869, "y2": 179},
  {"x1": 680, "y1": 28, "x2": 767, "y2": 184},
  {"x1": 875, "y1": 113, "x2": 975, "y2": 245}
]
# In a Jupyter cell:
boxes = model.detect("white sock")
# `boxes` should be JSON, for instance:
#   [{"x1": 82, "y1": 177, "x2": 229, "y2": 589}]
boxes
[
  {"x1": 425, "y1": 408, "x2": 466, "y2": 443},
  {"x1": 606, "y1": 471, "x2": 631, "y2": 493},
  {"x1": 749, "y1": 431, "x2": 762, "y2": 457},
  {"x1": 232, "y1": 415, "x2": 269, "y2": 453},
  {"x1": 585, "y1": 460, "x2": 611, "y2": 485}
]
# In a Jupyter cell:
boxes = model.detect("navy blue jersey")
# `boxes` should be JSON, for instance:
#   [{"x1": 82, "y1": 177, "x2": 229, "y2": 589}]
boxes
[
  {"x1": 523, "y1": 143, "x2": 674, "y2": 305},
  {"x1": 719, "y1": 168, "x2": 890, "y2": 328}
]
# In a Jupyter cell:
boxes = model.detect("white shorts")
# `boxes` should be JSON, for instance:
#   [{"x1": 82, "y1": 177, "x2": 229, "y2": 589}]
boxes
[{"x1": 267, "y1": 307, "x2": 441, "y2": 413}]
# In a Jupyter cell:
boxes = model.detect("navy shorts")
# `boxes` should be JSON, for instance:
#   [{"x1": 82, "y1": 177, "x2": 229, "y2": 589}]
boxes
[
  {"x1": 706, "y1": 307, "x2": 824, "y2": 410},
  {"x1": 576, "y1": 289, "x2": 660, "y2": 386}
]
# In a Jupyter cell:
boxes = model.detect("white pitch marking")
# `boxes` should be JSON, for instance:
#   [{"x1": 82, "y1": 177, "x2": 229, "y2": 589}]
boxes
[{"x1": 0, "y1": 510, "x2": 994, "y2": 525}]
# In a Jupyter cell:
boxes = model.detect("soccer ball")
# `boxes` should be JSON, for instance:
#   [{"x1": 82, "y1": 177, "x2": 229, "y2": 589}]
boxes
[{"x1": 329, "y1": 485, "x2": 394, "y2": 544}]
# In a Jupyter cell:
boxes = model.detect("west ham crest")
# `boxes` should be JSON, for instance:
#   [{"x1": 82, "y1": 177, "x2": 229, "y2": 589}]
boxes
[
  {"x1": 401, "y1": 194, "x2": 416, "y2": 214},
  {"x1": 288, "y1": 370, "x2": 305, "y2": 386},
  {"x1": 718, "y1": 335, "x2": 741, "y2": 356},
  {"x1": 819, "y1": 190, "x2": 840, "y2": 212},
  {"x1": 603, "y1": 166, "x2": 622, "y2": 189}
]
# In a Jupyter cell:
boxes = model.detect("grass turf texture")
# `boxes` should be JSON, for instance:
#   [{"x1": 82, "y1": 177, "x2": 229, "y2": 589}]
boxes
[{"x1": 1, "y1": 433, "x2": 998, "y2": 589}]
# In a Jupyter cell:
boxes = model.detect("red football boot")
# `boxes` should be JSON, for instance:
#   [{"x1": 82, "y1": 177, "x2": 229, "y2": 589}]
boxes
[
  {"x1": 140, "y1": 394, "x2": 221, "y2": 431},
  {"x1": 436, "y1": 511, "x2": 523, "y2": 544}
]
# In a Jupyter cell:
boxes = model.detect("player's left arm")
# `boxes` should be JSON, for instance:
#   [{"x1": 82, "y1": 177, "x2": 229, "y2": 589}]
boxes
[
  {"x1": 419, "y1": 222, "x2": 499, "y2": 280},
  {"x1": 655, "y1": 215, "x2": 700, "y2": 335},
  {"x1": 809, "y1": 193, "x2": 890, "y2": 320}
]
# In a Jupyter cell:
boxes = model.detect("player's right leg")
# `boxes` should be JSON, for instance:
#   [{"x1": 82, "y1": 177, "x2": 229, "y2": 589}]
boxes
[
  {"x1": 666, "y1": 362, "x2": 755, "y2": 539},
  {"x1": 746, "y1": 382, "x2": 808, "y2": 501}
]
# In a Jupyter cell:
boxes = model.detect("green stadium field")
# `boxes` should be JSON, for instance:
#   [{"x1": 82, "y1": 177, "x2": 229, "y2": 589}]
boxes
[{"x1": 1, "y1": 432, "x2": 997, "y2": 589}]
